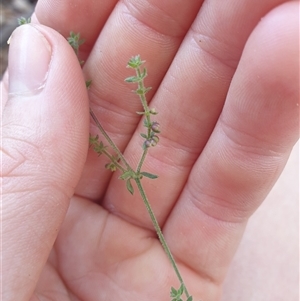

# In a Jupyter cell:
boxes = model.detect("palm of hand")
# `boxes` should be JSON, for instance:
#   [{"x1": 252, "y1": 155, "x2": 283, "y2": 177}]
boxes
[{"x1": 39, "y1": 196, "x2": 193, "y2": 300}]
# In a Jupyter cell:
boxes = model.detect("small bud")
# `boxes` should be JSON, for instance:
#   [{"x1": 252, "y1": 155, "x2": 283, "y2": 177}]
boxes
[
  {"x1": 151, "y1": 135, "x2": 159, "y2": 146},
  {"x1": 89, "y1": 134, "x2": 99, "y2": 145},
  {"x1": 150, "y1": 108, "x2": 158, "y2": 115},
  {"x1": 105, "y1": 162, "x2": 117, "y2": 172},
  {"x1": 143, "y1": 140, "x2": 152, "y2": 149},
  {"x1": 151, "y1": 122, "x2": 160, "y2": 133},
  {"x1": 150, "y1": 140, "x2": 157, "y2": 147}
]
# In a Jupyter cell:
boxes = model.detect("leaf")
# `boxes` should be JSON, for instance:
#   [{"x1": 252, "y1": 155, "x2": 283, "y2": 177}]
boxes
[
  {"x1": 143, "y1": 119, "x2": 151, "y2": 128},
  {"x1": 18, "y1": 17, "x2": 31, "y2": 25},
  {"x1": 126, "y1": 179, "x2": 134, "y2": 195},
  {"x1": 140, "y1": 133, "x2": 148, "y2": 139},
  {"x1": 135, "y1": 88, "x2": 147, "y2": 95},
  {"x1": 178, "y1": 284, "x2": 184, "y2": 295},
  {"x1": 140, "y1": 172, "x2": 158, "y2": 179},
  {"x1": 170, "y1": 287, "x2": 177, "y2": 297},
  {"x1": 144, "y1": 86, "x2": 152, "y2": 94},
  {"x1": 105, "y1": 162, "x2": 117, "y2": 172},
  {"x1": 124, "y1": 76, "x2": 140, "y2": 83},
  {"x1": 85, "y1": 80, "x2": 92, "y2": 89},
  {"x1": 141, "y1": 67, "x2": 147, "y2": 78},
  {"x1": 119, "y1": 170, "x2": 133, "y2": 180},
  {"x1": 126, "y1": 55, "x2": 145, "y2": 68},
  {"x1": 89, "y1": 134, "x2": 99, "y2": 145},
  {"x1": 187, "y1": 296, "x2": 193, "y2": 301}
]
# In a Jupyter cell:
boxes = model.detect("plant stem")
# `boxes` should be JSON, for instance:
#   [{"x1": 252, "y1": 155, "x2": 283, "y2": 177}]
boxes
[
  {"x1": 136, "y1": 148, "x2": 148, "y2": 173},
  {"x1": 136, "y1": 68, "x2": 151, "y2": 137},
  {"x1": 89, "y1": 108, "x2": 132, "y2": 172},
  {"x1": 134, "y1": 178, "x2": 190, "y2": 299},
  {"x1": 136, "y1": 68, "x2": 148, "y2": 112}
]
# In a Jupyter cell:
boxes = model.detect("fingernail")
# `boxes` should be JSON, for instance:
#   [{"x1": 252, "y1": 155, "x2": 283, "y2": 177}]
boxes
[{"x1": 8, "y1": 25, "x2": 52, "y2": 95}]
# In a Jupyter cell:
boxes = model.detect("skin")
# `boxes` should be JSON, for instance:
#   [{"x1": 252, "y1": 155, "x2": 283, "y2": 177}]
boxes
[
  {"x1": 221, "y1": 143, "x2": 299, "y2": 300},
  {"x1": 1, "y1": 0, "x2": 299, "y2": 300}
]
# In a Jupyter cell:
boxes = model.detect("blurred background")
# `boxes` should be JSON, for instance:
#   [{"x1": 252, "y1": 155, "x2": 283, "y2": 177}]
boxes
[{"x1": 1, "y1": 0, "x2": 37, "y2": 78}]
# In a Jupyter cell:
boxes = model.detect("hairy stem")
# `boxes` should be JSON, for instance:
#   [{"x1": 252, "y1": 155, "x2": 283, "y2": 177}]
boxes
[
  {"x1": 89, "y1": 107, "x2": 132, "y2": 172},
  {"x1": 136, "y1": 148, "x2": 148, "y2": 173},
  {"x1": 134, "y1": 178, "x2": 190, "y2": 299}
]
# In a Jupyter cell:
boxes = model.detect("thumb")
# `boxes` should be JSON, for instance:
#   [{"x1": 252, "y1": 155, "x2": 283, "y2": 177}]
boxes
[{"x1": 2, "y1": 24, "x2": 89, "y2": 300}]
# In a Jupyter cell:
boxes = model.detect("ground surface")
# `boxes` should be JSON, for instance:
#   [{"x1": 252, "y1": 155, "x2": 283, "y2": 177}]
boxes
[{"x1": 1, "y1": 0, "x2": 36, "y2": 78}]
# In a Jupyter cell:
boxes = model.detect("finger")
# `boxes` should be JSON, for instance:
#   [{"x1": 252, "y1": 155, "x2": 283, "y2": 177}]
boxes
[
  {"x1": 2, "y1": 24, "x2": 89, "y2": 300},
  {"x1": 222, "y1": 143, "x2": 299, "y2": 299},
  {"x1": 163, "y1": 2, "x2": 299, "y2": 298},
  {"x1": 103, "y1": 0, "x2": 290, "y2": 227},
  {"x1": 34, "y1": 0, "x2": 119, "y2": 62},
  {"x1": 75, "y1": 0, "x2": 204, "y2": 199},
  {"x1": 1, "y1": 71, "x2": 9, "y2": 113}
]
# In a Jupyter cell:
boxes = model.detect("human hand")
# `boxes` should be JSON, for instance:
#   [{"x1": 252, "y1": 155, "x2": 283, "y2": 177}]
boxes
[{"x1": 2, "y1": 0, "x2": 299, "y2": 300}]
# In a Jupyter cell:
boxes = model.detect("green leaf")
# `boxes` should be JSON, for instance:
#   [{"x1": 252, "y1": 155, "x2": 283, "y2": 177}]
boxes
[
  {"x1": 140, "y1": 133, "x2": 148, "y2": 139},
  {"x1": 67, "y1": 32, "x2": 85, "y2": 56},
  {"x1": 105, "y1": 162, "x2": 117, "y2": 172},
  {"x1": 178, "y1": 284, "x2": 184, "y2": 295},
  {"x1": 143, "y1": 87, "x2": 152, "y2": 94},
  {"x1": 126, "y1": 179, "x2": 134, "y2": 195},
  {"x1": 18, "y1": 17, "x2": 31, "y2": 25},
  {"x1": 135, "y1": 88, "x2": 147, "y2": 95},
  {"x1": 187, "y1": 296, "x2": 193, "y2": 301},
  {"x1": 140, "y1": 172, "x2": 158, "y2": 179},
  {"x1": 85, "y1": 80, "x2": 92, "y2": 89},
  {"x1": 143, "y1": 119, "x2": 151, "y2": 128},
  {"x1": 85, "y1": 79, "x2": 92, "y2": 88},
  {"x1": 126, "y1": 55, "x2": 145, "y2": 68},
  {"x1": 124, "y1": 76, "x2": 140, "y2": 83},
  {"x1": 141, "y1": 67, "x2": 147, "y2": 78},
  {"x1": 135, "y1": 86, "x2": 152, "y2": 95},
  {"x1": 119, "y1": 170, "x2": 133, "y2": 180},
  {"x1": 170, "y1": 287, "x2": 177, "y2": 297},
  {"x1": 89, "y1": 134, "x2": 99, "y2": 145},
  {"x1": 90, "y1": 137, "x2": 108, "y2": 155},
  {"x1": 68, "y1": 32, "x2": 85, "y2": 45}
]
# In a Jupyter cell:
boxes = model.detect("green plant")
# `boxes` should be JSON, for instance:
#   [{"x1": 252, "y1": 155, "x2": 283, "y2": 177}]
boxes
[
  {"x1": 17, "y1": 17, "x2": 31, "y2": 25},
  {"x1": 72, "y1": 32, "x2": 195, "y2": 301}
]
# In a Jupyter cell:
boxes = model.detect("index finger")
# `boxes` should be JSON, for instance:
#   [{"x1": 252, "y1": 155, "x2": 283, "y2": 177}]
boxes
[{"x1": 34, "y1": 0, "x2": 118, "y2": 62}]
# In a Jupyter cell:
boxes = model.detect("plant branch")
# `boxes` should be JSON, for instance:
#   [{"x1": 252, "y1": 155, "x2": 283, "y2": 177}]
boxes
[
  {"x1": 89, "y1": 107, "x2": 132, "y2": 172},
  {"x1": 134, "y1": 178, "x2": 190, "y2": 299},
  {"x1": 136, "y1": 148, "x2": 148, "y2": 173}
]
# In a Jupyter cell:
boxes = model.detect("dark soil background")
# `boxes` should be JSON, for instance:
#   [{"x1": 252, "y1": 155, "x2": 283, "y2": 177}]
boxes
[{"x1": 1, "y1": 0, "x2": 37, "y2": 78}]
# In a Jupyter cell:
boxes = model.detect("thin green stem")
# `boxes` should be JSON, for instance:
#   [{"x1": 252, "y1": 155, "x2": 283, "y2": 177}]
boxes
[
  {"x1": 90, "y1": 108, "x2": 132, "y2": 172},
  {"x1": 135, "y1": 68, "x2": 151, "y2": 137},
  {"x1": 136, "y1": 148, "x2": 148, "y2": 173},
  {"x1": 90, "y1": 55, "x2": 192, "y2": 299},
  {"x1": 134, "y1": 178, "x2": 190, "y2": 299},
  {"x1": 136, "y1": 68, "x2": 148, "y2": 111}
]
